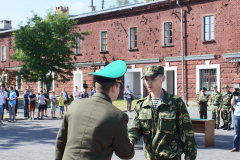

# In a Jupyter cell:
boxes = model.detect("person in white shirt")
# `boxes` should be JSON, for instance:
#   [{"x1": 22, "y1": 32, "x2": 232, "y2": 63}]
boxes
[
  {"x1": 0, "y1": 89, "x2": 4, "y2": 124},
  {"x1": 62, "y1": 87, "x2": 69, "y2": 112},
  {"x1": 1, "y1": 86, "x2": 8, "y2": 121},
  {"x1": 73, "y1": 86, "x2": 81, "y2": 100},
  {"x1": 50, "y1": 91, "x2": 57, "y2": 118},
  {"x1": 37, "y1": 91, "x2": 45, "y2": 120}
]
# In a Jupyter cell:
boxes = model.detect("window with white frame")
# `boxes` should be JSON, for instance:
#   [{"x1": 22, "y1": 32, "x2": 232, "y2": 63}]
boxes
[
  {"x1": 1, "y1": 46, "x2": 6, "y2": 61},
  {"x1": 75, "y1": 37, "x2": 82, "y2": 55},
  {"x1": 1, "y1": 74, "x2": 7, "y2": 86},
  {"x1": 200, "y1": 69, "x2": 216, "y2": 91},
  {"x1": 196, "y1": 61, "x2": 220, "y2": 94},
  {"x1": 130, "y1": 27, "x2": 137, "y2": 49},
  {"x1": 100, "y1": 31, "x2": 107, "y2": 52},
  {"x1": 203, "y1": 15, "x2": 214, "y2": 41},
  {"x1": 16, "y1": 76, "x2": 23, "y2": 91},
  {"x1": 38, "y1": 73, "x2": 54, "y2": 93},
  {"x1": 164, "y1": 22, "x2": 172, "y2": 46}
]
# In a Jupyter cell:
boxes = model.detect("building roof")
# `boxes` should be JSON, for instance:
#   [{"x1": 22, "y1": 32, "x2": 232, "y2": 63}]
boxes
[{"x1": 0, "y1": 0, "x2": 167, "y2": 34}]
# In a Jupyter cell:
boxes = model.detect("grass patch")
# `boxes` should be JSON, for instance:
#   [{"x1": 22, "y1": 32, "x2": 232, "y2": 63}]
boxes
[{"x1": 113, "y1": 98, "x2": 138, "y2": 111}]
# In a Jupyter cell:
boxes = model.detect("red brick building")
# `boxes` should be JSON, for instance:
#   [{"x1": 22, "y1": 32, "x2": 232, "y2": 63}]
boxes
[{"x1": 0, "y1": 0, "x2": 240, "y2": 106}]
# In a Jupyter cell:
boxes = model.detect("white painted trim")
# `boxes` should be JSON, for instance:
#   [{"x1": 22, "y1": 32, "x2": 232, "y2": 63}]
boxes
[
  {"x1": 125, "y1": 58, "x2": 159, "y2": 64},
  {"x1": 129, "y1": 28, "x2": 131, "y2": 49},
  {"x1": 1, "y1": 46, "x2": 6, "y2": 61},
  {"x1": 1, "y1": 73, "x2": 7, "y2": 85},
  {"x1": 164, "y1": 54, "x2": 215, "y2": 62},
  {"x1": 73, "y1": 69, "x2": 83, "y2": 92},
  {"x1": 222, "y1": 53, "x2": 240, "y2": 58},
  {"x1": 124, "y1": 67, "x2": 143, "y2": 98},
  {"x1": 196, "y1": 61, "x2": 220, "y2": 94},
  {"x1": 164, "y1": 64, "x2": 178, "y2": 95}
]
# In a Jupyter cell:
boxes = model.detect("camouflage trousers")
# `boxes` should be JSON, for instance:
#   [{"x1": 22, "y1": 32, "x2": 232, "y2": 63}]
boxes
[
  {"x1": 221, "y1": 107, "x2": 232, "y2": 124},
  {"x1": 199, "y1": 111, "x2": 207, "y2": 119},
  {"x1": 212, "y1": 105, "x2": 220, "y2": 124}
]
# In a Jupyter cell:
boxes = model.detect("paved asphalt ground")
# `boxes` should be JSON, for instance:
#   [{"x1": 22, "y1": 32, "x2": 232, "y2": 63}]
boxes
[{"x1": 0, "y1": 105, "x2": 239, "y2": 160}]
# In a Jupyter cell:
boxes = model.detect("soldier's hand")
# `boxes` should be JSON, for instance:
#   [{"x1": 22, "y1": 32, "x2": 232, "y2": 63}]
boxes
[
  {"x1": 210, "y1": 107, "x2": 212, "y2": 111},
  {"x1": 198, "y1": 100, "x2": 201, "y2": 104},
  {"x1": 218, "y1": 108, "x2": 221, "y2": 111},
  {"x1": 229, "y1": 108, "x2": 232, "y2": 112},
  {"x1": 221, "y1": 108, "x2": 223, "y2": 111}
]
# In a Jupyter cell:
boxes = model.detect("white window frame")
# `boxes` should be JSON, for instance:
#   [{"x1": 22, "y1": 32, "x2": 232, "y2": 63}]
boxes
[
  {"x1": 129, "y1": 27, "x2": 137, "y2": 49},
  {"x1": 163, "y1": 21, "x2": 173, "y2": 46},
  {"x1": 100, "y1": 31, "x2": 107, "y2": 52},
  {"x1": 196, "y1": 60, "x2": 220, "y2": 94},
  {"x1": 1, "y1": 46, "x2": 6, "y2": 61},
  {"x1": 163, "y1": 62, "x2": 178, "y2": 96},
  {"x1": 0, "y1": 73, "x2": 7, "y2": 85},
  {"x1": 38, "y1": 73, "x2": 55, "y2": 93},
  {"x1": 16, "y1": 76, "x2": 23, "y2": 91},
  {"x1": 75, "y1": 37, "x2": 82, "y2": 55},
  {"x1": 73, "y1": 68, "x2": 83, "y2": 92},
  {"x1": 202, "y1": 15, "x2": 214, "y2": 41}
]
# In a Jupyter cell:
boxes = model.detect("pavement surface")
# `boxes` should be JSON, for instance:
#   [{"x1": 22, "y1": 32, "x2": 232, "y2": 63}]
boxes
[{"x1": 0, "y1": 105, "x2": 239, "y2": 160}]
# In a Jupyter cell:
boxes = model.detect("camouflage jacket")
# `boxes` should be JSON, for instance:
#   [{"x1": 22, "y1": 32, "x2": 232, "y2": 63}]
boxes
[
  {"x1": 196, "y1": 94, "x2": 209, "y2": 111},
  {"x1": 128, "y1": 90, "x2": 197, "y2": 160},
  {"x1": 221, "y1": 91, "x2": 233, "y2": 109},
  {"x1": 210, "y1": 92, "x2": 222, "y2": 107}
]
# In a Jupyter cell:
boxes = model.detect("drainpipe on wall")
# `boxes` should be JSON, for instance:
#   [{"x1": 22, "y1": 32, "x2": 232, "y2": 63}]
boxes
[{"x1": 176, "y1": 0, "x2": 185, "y2": 102}]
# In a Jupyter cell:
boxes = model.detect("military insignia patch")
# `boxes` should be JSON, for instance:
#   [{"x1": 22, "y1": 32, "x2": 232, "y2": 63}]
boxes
[
  {"x1": 148, "y1": 67, "x2": 151, "y2": 71},
  {"x1": 183, "y1": 113, "x2": 190, "y2": 123}
]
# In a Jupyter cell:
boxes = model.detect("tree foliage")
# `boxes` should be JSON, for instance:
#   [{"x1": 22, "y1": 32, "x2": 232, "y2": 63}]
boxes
[{"x1": 12, "y1": 10, "x2": 91, "y2": 93}]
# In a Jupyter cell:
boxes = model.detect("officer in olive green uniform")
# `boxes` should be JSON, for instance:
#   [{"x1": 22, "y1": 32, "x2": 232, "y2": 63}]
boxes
[
  {"x1": 128, "y1": 65, "x2": 197, "y2": 160},
  {"x1": 220, "y1": 85, "x2": 233, "y2": 130},
  {"x1": 55, "y1": 60, "x2": 134, "y2": 160},
  {"x1": 210, "y1": 84, "x2": 222, "y2": 129},
  {"x1": 196, "y1": 87, "x2": 209, "y2": 119}
]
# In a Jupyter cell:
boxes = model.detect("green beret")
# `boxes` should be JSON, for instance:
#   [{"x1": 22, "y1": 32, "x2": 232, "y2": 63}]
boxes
[
  {"x1": 200, "y1": 87, "x2": 207, "y2": 91},
  {"x1": 88, "y1": 60, "x2": 127, "y2": 83},
  {"x1": 222, "y1": 85, "x2": 229, "y2": 88},
  {"x1": 143, "y1": 65, "x2": 164, "y2": 78}
]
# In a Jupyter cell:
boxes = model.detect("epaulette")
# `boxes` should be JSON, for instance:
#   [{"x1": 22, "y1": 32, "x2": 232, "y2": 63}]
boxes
[
  {"x1": 173, "y1": 95, "x2": 179, "y2": 100},
  {"x1": 136, "y1": 97, "x2": 145, "y2": 103}
]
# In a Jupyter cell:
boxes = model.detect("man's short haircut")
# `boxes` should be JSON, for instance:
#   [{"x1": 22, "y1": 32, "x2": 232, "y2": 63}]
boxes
[
  {"x1": 95, "y1": 82, "x2": 119, "y2": 94},
  {"x1": 31, "y1": 89, "x2": 33, "y2": 92},
  {"x1": 10, "y1": 86, "x2": 13, "y2": 90},
  {"x1": 1, "y1": 85, "x2": 5, "y2": 88},
  {"x1": 40, "y1": 91, "x2": 43, "y2": 93},
  {"x1": 126, "y1": 85, "x2": 129, "y2": 88}
]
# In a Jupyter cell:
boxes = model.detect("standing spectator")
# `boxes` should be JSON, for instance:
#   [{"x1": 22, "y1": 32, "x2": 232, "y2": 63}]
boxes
[
  {"x1": 90, "y1": 86, "x2": 96, "y2": 96},
  {"x1": 28, "y1": 89, "x2": 36, "y2": 120},
  {"x1": 83, "y1": 80, "x2": 88, "y2": 90},
  {"x1": 1, "y1": 86, "x2": 8, "y2": 120},
  {"x1": 7, "y1": 86, "x2": 17, "y2": 122},
  {"x1": 73, "y1": 86, "x2": 80, "y2": 100},
  {"x1": 50, "y1": 91, "x2": 57, "y2": 118},
  {"x1": 81, "y1": 88, "x2": 89, "y2": 98},
  {"x1": 13, "y1": 86, "x2": 19, "y2": 117},
  {"x1": 0, "y1": 89, "x2": 3, "y2": 124},
  {"x1": 62, "y1": 87, "x2": 69, "y2": 112},
  {"x1": 231, "y1": 91, "x2": 240, "y2": 152},
  {"x1": 38, "y1": 87, "x2": 43, "y2": 95},
  {"x1": 124, "y1": 85, "x2": 132, "y2": 112},
  {"x1": 5, "y1": 84, "x2": 9, "y2": 113},
  {"x1": 23, "y1": 89, "x2": 29, "y2": 119},
  {"x1": 43, "y1": 89, "x2": 49, "y2": 117},
  {"x1": 27, "y1": 86, "x2": 31, "y2": 94},
  {"x1": 210, "y1": 85, "x2": 222, "y2": 129},
  {"x1": 221, "y1": 85, "x2": 233, "y2": 130},
  {"x1": 196, "y1": 87, "x2": 209, "y2": 119},
  {"x1": 37, "y1": 91, "x2": 45, "y2": 120},
  {"x1": 57, "y1": 92, "x2": 66, "y2": 118}
]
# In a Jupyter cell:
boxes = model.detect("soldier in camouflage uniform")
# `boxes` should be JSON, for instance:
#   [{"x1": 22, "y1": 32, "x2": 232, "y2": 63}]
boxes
[
  {"x1": 210, "y1": 84, "x2": 222, "y2": 129},
  {"x1": 196, "y1": 87, "x2": 209, "y2": 119},
  {"x1": 128, "y1": 65, "x2": 197, "y2": 160},
  {"x1": 220, "y1": 85, "x2": 233, "y2": 130}
]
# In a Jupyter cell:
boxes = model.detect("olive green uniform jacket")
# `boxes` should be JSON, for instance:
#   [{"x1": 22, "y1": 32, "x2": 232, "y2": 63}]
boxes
[
  {"x1": 210, "y1": 92, "x2": 222, "y2": 108},
  {"x1": 128, "y1": 89, "x2": 197, "y2": 160},
  {"x1": 221, "y1": 91, "x2": 233, "y2": 110},
  {"x1": 55, "y1": 92, "x2": 134, "y2": 160},
  {"x1": 196, "y1": 94, "x2": 209, "y2": 111}
]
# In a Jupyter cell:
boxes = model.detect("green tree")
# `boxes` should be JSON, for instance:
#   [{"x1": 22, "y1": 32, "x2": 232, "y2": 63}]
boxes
[
  {"x1": 145, "y1": 0, "x2": 154, "y2": 2},
  {"x1": 110, "y1": 0, "x2": 130, "y2": 8},
  {"x1": 11, "y1": 10, "x2": 91, "y2": 93}
]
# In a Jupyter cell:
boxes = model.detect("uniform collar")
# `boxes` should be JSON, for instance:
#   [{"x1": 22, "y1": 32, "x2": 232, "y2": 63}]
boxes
[
  {"x1": 92, "y1": 92, "x2": 112, "y2": 103},
  {"x1": 142, "y1": 89, "x2": 172, "y2": 108}
]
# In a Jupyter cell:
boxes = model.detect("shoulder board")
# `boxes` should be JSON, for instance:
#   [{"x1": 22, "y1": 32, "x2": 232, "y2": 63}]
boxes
[{"x1": 173, "y1": 95, "x2": 179, "y2": 100}]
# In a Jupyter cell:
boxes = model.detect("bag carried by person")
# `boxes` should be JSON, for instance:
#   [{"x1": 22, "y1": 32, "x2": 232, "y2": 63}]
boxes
[{"x1": 131, "y1": 94, "x2": 135, "y2": 101}]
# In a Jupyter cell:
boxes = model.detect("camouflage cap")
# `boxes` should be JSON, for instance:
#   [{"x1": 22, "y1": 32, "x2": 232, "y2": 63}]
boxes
[
  {"x1": 142, "y1": 65, "x2": 164, "y2": 78},
  {"x1": 200, "y1": 87, "x2": 207, "y2": 91},
  {"x1": 213, "y1": 84, "x2": 217, "y2": 88},
  {"x1": 222, "y1": 85, "x2": 229, "y2": 88}
]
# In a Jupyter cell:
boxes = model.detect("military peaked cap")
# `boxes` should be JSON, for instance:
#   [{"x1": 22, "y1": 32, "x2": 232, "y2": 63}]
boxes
[{"x1": 143, "y1": 65, "x2": 164, "y2": 78}]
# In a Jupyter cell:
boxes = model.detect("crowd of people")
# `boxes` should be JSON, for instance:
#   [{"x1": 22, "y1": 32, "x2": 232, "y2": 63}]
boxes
[{"x1": 0, "y1": 85, "x2": 96, "y2": 124}]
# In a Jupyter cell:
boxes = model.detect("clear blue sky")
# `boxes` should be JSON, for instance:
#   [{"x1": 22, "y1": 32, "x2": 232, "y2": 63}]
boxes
[{"x1": 0, "y1": 0, "x2": 140, "y2": 29}]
